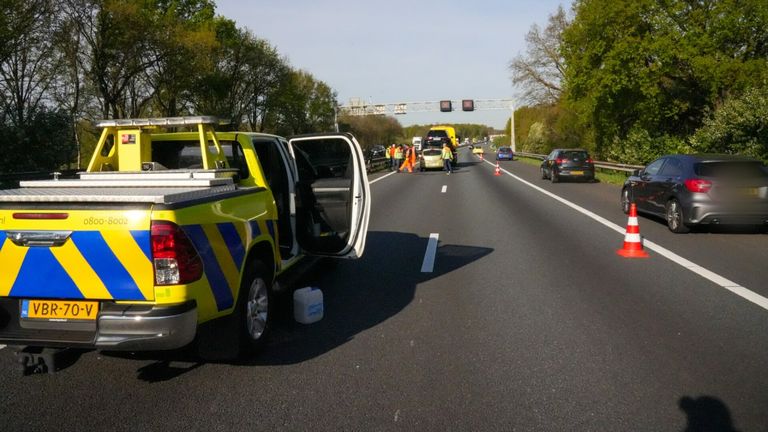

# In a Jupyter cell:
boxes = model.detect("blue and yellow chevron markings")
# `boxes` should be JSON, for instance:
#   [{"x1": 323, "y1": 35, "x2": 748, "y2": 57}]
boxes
[
  {"x1": 182, "y1": 224, "x2": 236, "y2": 311},
  {"x1": 0, "y1": 230, "x2": 152, "y2": 300},
  {"x1": 179, "y1": 220, "x2": 278, "y2": 312},
  {"x1": 266, "y1": 220, "x2": 276, "y2": 243},
  {"x1": 248, "y1": 220, "x2": 261, "y2": 241},
  {"x1": 217, "y1": 223, "x2": 245, "y2": 270}
]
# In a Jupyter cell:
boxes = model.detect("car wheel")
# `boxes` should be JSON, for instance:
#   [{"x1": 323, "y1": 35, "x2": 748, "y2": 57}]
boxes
[
  {"x1": 541, "y1": 168, "x2": 547, "y2": 180},
  {"x1": 621, "y1": 188, "x2": 631, "y2": 214},
  {"x1": 665, "y1": 199, "x2": 690, "y2": 234},
  {"x1": 239, "y1": 260, "x2": 273, "y2": 354},
  {"x1": 551, "y1": 170, "x2": 559, "y2": 183}
]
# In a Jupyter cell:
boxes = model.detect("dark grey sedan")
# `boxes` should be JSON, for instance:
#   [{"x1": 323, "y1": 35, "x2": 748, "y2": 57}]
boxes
[
  {"x1": 540, "y1": 149, "x2": 595, "y2": 183},
  {"x1": 621, "y1": 154, "x2": 768, "y2": 233}
]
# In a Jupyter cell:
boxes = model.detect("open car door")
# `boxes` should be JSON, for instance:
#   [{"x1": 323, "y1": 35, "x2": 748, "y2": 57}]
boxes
[{"x1": 288, "y1": 133, "x2": 370, "y2": 258}]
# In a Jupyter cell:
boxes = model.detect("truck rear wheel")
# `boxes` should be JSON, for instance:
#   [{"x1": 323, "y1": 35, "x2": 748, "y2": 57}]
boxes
[
  {"x1": 238, "y1": 260, "x2": 273, "y2": 355},
  {"x1": 195, "y1": 260, "x2": 273, "y2": 361}
]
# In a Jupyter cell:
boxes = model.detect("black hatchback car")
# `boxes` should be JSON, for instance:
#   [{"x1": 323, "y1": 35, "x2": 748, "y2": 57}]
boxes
[
  {"x1": 621, "y1": 154, "x2": 768, "y2": 233},
  {"x1": 540, "y1": 149, "x2": 595, "y2": 182}
]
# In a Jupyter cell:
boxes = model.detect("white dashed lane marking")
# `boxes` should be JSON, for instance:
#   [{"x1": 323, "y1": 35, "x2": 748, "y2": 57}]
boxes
[
  {"x1": 441, "y1": 185, "x2": 447, "y2": 193},
  {"x1": 421, "y1": 233, "x2": 439, "y2": 273}
]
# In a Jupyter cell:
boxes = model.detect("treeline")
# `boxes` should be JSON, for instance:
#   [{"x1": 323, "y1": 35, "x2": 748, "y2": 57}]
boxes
[
  {"x1": 338, "y1": 114, "x2": 495, "y2": 152},
  {"x1": 338, "y1": 114, "x2": 402, "y2": 149},
  {"x1": 402, "y1": 124, "x2": 496, "y2": 143},
  {"x1": 510, "y1": 0, "x2": 768, "y2": 164},
  {"x1": 0, "y1": 0, "x2": 337, "y2": 173}
]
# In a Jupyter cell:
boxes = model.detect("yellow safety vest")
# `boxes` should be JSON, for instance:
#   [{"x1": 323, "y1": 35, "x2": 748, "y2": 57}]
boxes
[
  {"x1": 394, "y1": 148, "x2": 404, "y2": 159},
  {"x1": 441, "y1": 147, "x2": 452, "y2": 159}
]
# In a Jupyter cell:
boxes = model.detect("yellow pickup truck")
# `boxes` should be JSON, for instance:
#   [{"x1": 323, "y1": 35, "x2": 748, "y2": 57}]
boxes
[{"x1": 0, "y1": 116, "x2": 370, "y2": 372}]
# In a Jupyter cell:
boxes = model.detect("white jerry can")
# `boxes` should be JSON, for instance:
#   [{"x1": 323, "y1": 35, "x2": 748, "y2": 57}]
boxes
[{"x1": 293, "y1": 287, "x2": 324, "y2": 324}]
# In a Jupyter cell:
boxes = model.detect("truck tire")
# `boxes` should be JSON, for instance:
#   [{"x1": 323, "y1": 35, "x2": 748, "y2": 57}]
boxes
[
  {"x1": 195, "y1": 260, "x2": 273, "y2": 361},
  {"x1": 238, "y1": 260, "x2": 273, "y2": 355}
]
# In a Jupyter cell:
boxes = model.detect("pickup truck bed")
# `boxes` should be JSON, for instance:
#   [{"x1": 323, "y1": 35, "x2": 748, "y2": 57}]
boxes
[{"x1": 0, "y1": 170, "x2": 244, "y2": 204}]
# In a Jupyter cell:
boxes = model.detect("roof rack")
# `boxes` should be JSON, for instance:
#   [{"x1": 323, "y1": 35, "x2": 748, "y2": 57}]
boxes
[{"x1": 93, "y1": 116, "x2": 229, "y2": 128}]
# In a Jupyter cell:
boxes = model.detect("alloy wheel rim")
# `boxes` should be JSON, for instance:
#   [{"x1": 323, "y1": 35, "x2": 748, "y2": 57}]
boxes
[
  {"x1": 667, "y1": 201, "x2": 680, "y2": 230},
  {"x1": 246, "y1": 278, "x2": 268, "y2": 340},
  {"x1": 622, "y1": 190, "x2": 629, "y2": 212}
]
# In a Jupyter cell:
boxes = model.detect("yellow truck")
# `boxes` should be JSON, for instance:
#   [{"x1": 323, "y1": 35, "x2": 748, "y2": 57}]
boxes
[
  {"x1": 0, "y1": 116, "x2": 370, "y2": 372},
  {"x1": 424, "y1": 125, "x2": 459, "y2": 165}
]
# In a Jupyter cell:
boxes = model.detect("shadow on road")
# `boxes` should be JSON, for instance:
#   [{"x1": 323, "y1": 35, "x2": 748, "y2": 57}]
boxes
[
  {"x1": 103, "y1": 231, "x2": 492, "y2": 379},
  {"x1": 679, "y1": 395, "x2": 741, "y2": 432},
  {"x1": 246, "y1": 230, "x2": 493, "y2": 366},
  {"x1": 641, "y1": 213, "x2": 768, "y2": 234}
]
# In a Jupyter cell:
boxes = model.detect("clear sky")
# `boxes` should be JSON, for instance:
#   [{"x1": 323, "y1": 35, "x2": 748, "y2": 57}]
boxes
[{"x1": 215, "y1": 0, "x2": 567, "y2": 129}]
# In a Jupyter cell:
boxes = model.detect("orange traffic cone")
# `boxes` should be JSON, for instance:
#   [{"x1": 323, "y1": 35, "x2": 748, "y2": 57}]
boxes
[
  {"x1": 617, "y1": 203, "x2": 649, "y2": 258},
  {"x1": 494, "y1": 161, "x2": 501, "y2": 176}
]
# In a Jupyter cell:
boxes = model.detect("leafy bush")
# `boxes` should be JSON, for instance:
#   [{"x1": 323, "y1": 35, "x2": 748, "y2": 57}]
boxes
[
  {"x1": 690, "y1": 85, "x2": 768, "y2": 161},
  {"x1": 604, "y1": 127, "x2": 689, "y2": 165}
]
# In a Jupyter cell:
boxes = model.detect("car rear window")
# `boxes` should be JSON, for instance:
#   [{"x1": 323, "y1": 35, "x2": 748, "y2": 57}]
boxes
[
  {"x1": 427, "y1": 130, "x2": 448, "y2": 139},
  {"x1": 422, "y1": 149, "x2": 441, "y2": 156},
  {"x1": 498, "y1": 148, "x2": 511, "y2": 153},
  {"x1": 694, "y1": 161, "x2": 768, "y2": 178},
  {"x1": 560, "y1": 151, "x2": 589, "y2": 159}
]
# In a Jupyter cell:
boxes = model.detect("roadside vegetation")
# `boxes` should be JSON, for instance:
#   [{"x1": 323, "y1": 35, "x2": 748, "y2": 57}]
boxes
[
  {"x1": 509, "y1": 0, "x2": 768, "y2": 166},
  {"x1": 336, "y1": 114, "x2": 498, "y2": 153},
  {"x1": 0, "y1": 0, "x2": 338, "y2": 174}
]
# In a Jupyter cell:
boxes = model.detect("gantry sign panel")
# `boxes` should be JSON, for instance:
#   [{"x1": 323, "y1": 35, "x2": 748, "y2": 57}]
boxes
[{"x1": 339, "y1": 99, "x2": 514, "y2": 116}]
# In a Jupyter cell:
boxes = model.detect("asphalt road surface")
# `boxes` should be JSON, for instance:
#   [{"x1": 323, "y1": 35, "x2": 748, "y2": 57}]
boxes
[{"x1": 2, "y1": 147, "x2": 767, "y2": 431}]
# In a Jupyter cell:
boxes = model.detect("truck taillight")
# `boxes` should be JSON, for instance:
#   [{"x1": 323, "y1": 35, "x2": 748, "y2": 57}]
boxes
[{"x1": 151, "y1": 221, "x2": 203, "y2": 285}]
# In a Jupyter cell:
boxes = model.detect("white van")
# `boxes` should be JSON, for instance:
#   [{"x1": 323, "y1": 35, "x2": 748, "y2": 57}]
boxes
[{"x1": 412, "y1": 136, "x2": 422, "y2": 151}]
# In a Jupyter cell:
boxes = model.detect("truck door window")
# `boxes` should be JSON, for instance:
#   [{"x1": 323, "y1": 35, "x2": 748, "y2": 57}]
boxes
[{"x1": 252, "y1": 137, "x2": 293, "y2": 258}]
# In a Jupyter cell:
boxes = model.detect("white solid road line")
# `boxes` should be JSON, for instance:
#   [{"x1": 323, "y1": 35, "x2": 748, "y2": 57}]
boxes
[
  {"x1": 485, "y1": 159, "x2": 768, "y2": 312},
  {"x1": 441, "y1": 185, "x2": 447, "y2": 193},
  {"x1": 370, "y1": 170, "x2": 397, "y2": 185},
  {"x1": 421, "y1": 233, "x2": 440, "y2": 273},
  {"x1": 0, "y1": 345, "x2": 5, "y2": 350}
]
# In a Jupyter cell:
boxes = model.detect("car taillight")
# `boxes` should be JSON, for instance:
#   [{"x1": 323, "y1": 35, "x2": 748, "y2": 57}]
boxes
[
  {"x1": 684, "y1": 178, "x2": 713, "y2": 193},
  {"x1": 555, "y1": 158, "x2": 564, "y2": 165},
  {"x1": 586, "y1": 158, "x2": 594, "y2": 164},
  {"x1": 151, "y1": 220, "x2": 203, "y2": 285}
]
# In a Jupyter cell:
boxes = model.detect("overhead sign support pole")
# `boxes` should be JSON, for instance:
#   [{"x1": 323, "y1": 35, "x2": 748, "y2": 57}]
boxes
[{"x1": 510, "y1": 101, "x2": 516, "y2": 153}]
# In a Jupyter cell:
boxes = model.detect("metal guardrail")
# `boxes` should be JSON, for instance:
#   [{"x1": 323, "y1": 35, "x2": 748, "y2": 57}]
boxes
[
  {"x1": 366, "y1": 155, "x2": 390, "y2": 173},
  {"x1": 513, "y1": 151, "x2": 644, "y2": 173}
]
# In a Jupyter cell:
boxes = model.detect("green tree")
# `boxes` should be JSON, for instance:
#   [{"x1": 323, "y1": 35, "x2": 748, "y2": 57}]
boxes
[
  {"x1": 509, "y1": 6, "x2": 569, "y2": 105},
  {"x1": 0, "y1": 0, "x2": 61, "y2": 127},
  {"x1": 267, "y1": 69, "x2": 337, "y2": 136},
  {"x1": 338, "y1": 114, "x2": 402, "y2": 150},
  {"x1": 144, "y1": 0, "x2": 217, "y2": 117},
  {"x1": 561, "y1": 0, "x2": 768, "y2": 159},
  {"x1": 691, "y1": 84, "x2": 768, "y2": 161}
]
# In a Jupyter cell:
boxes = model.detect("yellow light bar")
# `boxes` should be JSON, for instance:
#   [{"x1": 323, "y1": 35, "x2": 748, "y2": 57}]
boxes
[{"x1": 93, "y1": 116, "x2": 229, "y2": 128}]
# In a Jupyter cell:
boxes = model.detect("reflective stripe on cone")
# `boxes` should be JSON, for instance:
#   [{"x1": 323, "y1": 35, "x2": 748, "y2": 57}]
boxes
[{"x1": 617, "y1": 203, "x2": 649, "y2": 258}]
